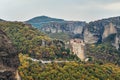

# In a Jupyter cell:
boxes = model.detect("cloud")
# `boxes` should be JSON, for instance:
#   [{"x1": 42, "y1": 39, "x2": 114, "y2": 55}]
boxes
[
  {"x1": 103, "y1": 2, "x2": 120, "y2": 11},
  {"x1": 0, "y1": 0, "x2": 120, "y2": 21}
]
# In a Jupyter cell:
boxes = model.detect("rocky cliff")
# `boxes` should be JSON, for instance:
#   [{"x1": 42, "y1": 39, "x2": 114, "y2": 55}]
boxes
[
  {"x1": 26, "y1": 16, "x2": 86, "y2": 39},
  {"x1": 26, "y1": 16, "x2": 120, "y2": 49},
  {"x1": 84, "y1": 16, "x2": 120, "y2": 49},
  {"x1": 0, "y1": 29, "x2": 20, "y2": 80},
  {"x1": 70, "y1": 39, "x2": 85, "y2": 61},
  {"x1": 102, "y1": 23, "x2": 117, "y2": 39},
  {"x1": 41, "y1": 21, "x2": 85, "y2": 34}
]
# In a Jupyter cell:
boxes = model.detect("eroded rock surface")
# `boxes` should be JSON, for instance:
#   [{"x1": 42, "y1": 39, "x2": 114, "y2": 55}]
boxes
[
  {"x1": 70, "y1": 39, "x2": 85, "y2": 61},
  {"x1": 102, "y1": 23, "x2": 117, "y2": 39}
]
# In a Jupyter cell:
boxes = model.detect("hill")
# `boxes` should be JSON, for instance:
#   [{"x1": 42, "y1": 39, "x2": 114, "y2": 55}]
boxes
[
  {"x1": 0, "y1": 21, "x2": 79, "y2": 60},
  {"x1": 26, "y1": 16, "x2": 120, "y2": 49},
  {"x1": 0, "y1": 18, "x2": 120, "y2": 79},
  {"x1": 26, "y1": 16, "x2": 86, "y2": 41},
  {"x1": 27, "y1": 16, "x2": 64, "y2": 23},
  {"x1": 19, "y1": 54, "x2": 120, "y2": 80},
  {"x1": 25, "y1": 16, "x2": 120, "y2": 65},
  {"x1": 84, "y1": 16, "x2": 120, "y2": 45},
  {"x1": 0, "y1": 29, "x2": 20, "y2": 79},
  {"x1": 26, "y1": 16, "x2": 64, "y2": 28}
]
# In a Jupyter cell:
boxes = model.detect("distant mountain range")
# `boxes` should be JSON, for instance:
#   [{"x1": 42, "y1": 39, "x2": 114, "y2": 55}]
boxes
[
  {"x1": 26, "y1": 16, "x2": 64, "y2": 28},
  {"x1": 26, "y1": 16, "x2": 120, "y2": 49},
  {"x1": 26, "y1": 16, "x2": 86, "y2": 40}
]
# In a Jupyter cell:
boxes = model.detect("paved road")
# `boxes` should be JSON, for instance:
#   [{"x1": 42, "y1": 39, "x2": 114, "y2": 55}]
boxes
[{"x1": 28, "y1": 57, "x2": 74, "y2": 64}]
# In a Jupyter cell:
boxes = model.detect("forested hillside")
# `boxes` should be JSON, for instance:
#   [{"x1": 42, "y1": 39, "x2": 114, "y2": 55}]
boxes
[
  {"x1": 19, "y1": 54, "x2": 120, "y2": 80},
  {"x1": 0, "y1": 22, "x2": 79, "y2": 60},
  {"x1": 0, "y1": 21, "x2": 120, "y2": 80},
  {"x1": 27, "y1": 16, "x2": 120, "y2": 50},
  {"x1": 86, "y1": 43, "x2": 120, "y2": 65}
]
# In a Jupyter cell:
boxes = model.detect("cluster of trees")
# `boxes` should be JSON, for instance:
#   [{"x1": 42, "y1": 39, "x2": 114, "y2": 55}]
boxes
[
  {"x1": 19, "y1": 54, "x2": 120, "y2": 80},
  {"x1": 48, "y1": 32, "x2": 71, "y2": 41}
]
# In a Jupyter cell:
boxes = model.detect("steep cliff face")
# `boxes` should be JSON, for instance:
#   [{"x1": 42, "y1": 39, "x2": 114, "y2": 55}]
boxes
[
  {"x1": 0, "y1": 29, "x2": 20, "y2": 80},
  {"x1": 84, "y1": 28, "x2": 99, "y2": 43},
  {"x1": 102, "y1": 23, "x2": 117, "y2": 39},
  {"x1": 27, "y1": 16, "x2": 120, "y2": 49},
  {"x1": 41, "y1": 21, "x2": 85, "y2": 34},
  {"x1": 83, "y1": 16, "x2": 120, "y2": 49},
  {"x1": 70, "y1": 39, "x2": 85, "y2": 61},
  {"x1": 26, "y1": 16, "x2": 86, "y2": 39},
  {"x1": 113, "y1": 35, "x2": 120, "y2": 49}
]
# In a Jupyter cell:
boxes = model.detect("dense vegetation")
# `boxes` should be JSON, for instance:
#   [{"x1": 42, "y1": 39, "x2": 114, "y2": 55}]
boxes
[
  {"x1": 48, "y1": 32, "x2": 71, "y2": 41},
  {"x1": 0, "y1": 21, "x2": 120, "y2": 80},
  {"x1": 0, "y1": 22, "x2": 79, "y2": 60},
  {"x1": 19, "y1": 54, "x2": 120, "y2": 80},
  {"x1": 86, "y1": 43, "x2": 120, "y2": 65}
]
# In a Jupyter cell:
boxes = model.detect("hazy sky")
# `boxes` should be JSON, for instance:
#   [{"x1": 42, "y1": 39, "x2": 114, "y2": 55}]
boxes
[{"x1": 0, "y1": 0, "x2": 120, "y2": 22}]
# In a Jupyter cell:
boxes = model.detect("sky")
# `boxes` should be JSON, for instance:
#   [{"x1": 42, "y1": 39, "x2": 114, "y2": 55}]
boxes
[{"x1": 0, "y1": 0, "x2": 120, "y2": 22}]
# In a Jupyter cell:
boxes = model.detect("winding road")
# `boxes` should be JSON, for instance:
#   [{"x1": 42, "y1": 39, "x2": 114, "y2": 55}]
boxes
[{"x1": 28, "y1": 57, "x2": 74, "y2": 64}]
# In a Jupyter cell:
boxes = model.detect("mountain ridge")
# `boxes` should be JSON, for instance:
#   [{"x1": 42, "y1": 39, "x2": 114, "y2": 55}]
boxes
[
  {"x1": 26, "y1": 16, "x2": 64, "y2": 23},
  {"x1": 26, "y1": 16, "x2": 120, "y2": 49},
  {"x1": 0, "y1": 16, "x2": 120, "y2": 79}
]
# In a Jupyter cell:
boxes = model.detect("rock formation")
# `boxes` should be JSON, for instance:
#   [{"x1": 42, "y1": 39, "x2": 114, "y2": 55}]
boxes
[
  {"x1": 27, "y1": 16, "x2": 120, "y2": 49},
  {"x1": 102, "y1": 23, "x2": 117, "y2": 39},
  {"x1": 0, "y1": 29, "x2": 20, "y2": 80},
  {"x1": 83, "y1": 28, "x2": 99, "y2": 44},
  {"x1": 112, "y1": 35, "x2": 120, "y2": 49},
  {"x1": 83, "y1": 17, "x2": 120, "y2": 49},
  {"x1": 70, "y1": 39, "x2": 85, "y2": 61},
  {"x1": 40, "y1": 21, "x2": 85, "y2": 34}
]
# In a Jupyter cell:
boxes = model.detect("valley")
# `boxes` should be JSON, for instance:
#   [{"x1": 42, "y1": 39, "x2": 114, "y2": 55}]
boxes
[{"x1": 0, "y1": 16, "x2": 120, "y2": 80}]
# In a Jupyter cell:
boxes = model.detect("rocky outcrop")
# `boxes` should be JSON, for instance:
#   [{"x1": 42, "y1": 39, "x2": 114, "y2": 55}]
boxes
[
  {"x1": 40, "y1": 21, "x2": 85, "y2": 34},
  {"x1": 112, "y1": 35, "x2": 120, "y2": 49},
  {"x1": 83, "y1": 28, "x2": 99, "y2": 44},
  {"x1": 27, "y1": 16, "x2": 120, "y2": 49},
  {"x1": 70, "y1": 39, "x2": 85, "y2": 61},
  {"x1": 26, "y1": 16, "x2": 86, "y2": 38},
  {"x1": 0, "y1": 29, "x2": 20, "y2": 80},
  {"x1": 83, "y1": 17, "x2": 120, "y2": 49},
  {"x1": 102, "y1": 23, "x2": 117, "y2": 39}
]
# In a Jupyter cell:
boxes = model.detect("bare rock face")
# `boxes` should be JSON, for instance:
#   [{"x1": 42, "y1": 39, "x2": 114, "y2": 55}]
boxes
[
  {"x1": 102, "y1": 23, "x2": 117, "y2": 39},
  {"x1": 112, "y1": 35, "x2": 120, "y2": 49},
  {"x1": 41, "y1": 21, "x2": 85, "y2": 34},
  {"x1": 70, "y1": 39, "x2": 85, "y2": 61},
  {"x1": 83, "y1": 16, "x2": 120, "y2": 49},
  {"x1": 83, "y1": 28, "x2": 99, "y2": 44},
  {"x1": 0, "y1": 29, "x2": 20, "y2": 80}
]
